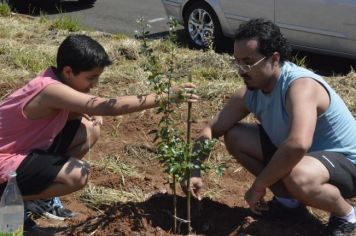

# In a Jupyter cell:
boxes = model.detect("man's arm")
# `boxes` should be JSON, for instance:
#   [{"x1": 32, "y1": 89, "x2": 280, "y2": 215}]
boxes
[
  {"x1": 189, "y1": 87, "x2": 250, "y2": 198},
  {"x1": 245, "y1": 78, "x2": 322, "y2": 207},
  {"x1": 198, "y1": 86, "x2": 250, "y2": 140}
]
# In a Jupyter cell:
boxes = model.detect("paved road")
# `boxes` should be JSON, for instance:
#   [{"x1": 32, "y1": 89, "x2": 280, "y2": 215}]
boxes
[
  {"x1": 20, "y1": 0, "x2": 356, "y2": 76},
  {"x1": 29, "y1": 0, "x2": 173, "y2": 36}
]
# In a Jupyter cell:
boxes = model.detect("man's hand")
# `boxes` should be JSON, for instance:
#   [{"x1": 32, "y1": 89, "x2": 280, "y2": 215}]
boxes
[
  {"x1": 170, "y1": 82, "x2": 200, "y2": 103},
  {"x1": 180, "y1": 177, "x2": 203, "y2": 200},
  {"x1": 244, "y1": 185, "x2": 267, "y2": 215}
]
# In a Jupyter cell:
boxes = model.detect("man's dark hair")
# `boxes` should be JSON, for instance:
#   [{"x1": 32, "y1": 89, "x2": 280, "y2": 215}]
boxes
[
  {"x1": 235, "y1": 18, "x2": 291, "y2": 62},
  {"x1": 57, "y1": 34, "x2": 112, "y2": 75}
]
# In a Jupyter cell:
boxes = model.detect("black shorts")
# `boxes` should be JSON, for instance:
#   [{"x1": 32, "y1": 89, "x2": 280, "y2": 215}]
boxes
[
  {"x1": 0, "y1": 119, "x2": 81, "y2": 196},
  {"x1": 259, "y1": 125, "x2": 356, "y2": 199}
]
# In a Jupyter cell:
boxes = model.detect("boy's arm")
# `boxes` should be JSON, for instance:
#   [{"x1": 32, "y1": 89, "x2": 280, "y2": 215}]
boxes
[
  {"x1": 40, "y1": 83, "x2": 156, "y2": 115},
  {"x1": 38, "y1": 83, "x2": 195, "y2": 116}
]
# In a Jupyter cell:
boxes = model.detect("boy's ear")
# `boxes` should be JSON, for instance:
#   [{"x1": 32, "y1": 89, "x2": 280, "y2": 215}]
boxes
[{"x1": 62, "y1": 66, "x2": 74, "y2": 79}]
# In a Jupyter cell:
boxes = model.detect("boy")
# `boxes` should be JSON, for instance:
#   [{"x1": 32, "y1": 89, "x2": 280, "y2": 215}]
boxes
[{"x1": 0, "y1": 34, "x2": 197, "y2": 228}]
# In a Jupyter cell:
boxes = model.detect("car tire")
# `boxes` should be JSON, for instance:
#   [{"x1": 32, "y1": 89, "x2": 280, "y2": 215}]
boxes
[
  {"x1": 78, "y1": 0, "x2": 96, "y2": 4},
  {"x1": 183, "y1": 1, "x2": 224, "y2": 49},
  {"x1": 9, "y1": 0, "x2": 30, "y2": 12},
  {"x1": 0, "y1": 0, "x2": 10, "y2": 7}
]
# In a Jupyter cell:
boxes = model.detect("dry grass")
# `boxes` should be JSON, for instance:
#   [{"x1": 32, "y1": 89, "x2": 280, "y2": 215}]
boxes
[
  {"x1": 80, "y1": 184, "x2": 145, "y2": 208},
  {"x1": 90, "y1": 153, "x2": 139, "y2": 181},
  {"x1": 1, "y1": 13, "x2": 355, "y2": 211}
]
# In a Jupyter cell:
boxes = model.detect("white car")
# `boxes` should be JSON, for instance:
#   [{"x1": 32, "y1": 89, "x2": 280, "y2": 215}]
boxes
[{"x1": 161, "y1": 0, "x2": 356, "y2": 58}]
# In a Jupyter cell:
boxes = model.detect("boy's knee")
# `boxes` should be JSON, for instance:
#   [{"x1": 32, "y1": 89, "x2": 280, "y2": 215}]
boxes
[
  {"x1": 90, "y1": 125, "x2": 100, "y2": 142},
  {"x1": 66, "y1": 161, "x2": 90, "y2": 190},
  {"x1": 73, "y1": 173, "x2": 89, "y2": 190},
  {"x1": 89, "y1": 125, "x2": 100, "y2": 145}
]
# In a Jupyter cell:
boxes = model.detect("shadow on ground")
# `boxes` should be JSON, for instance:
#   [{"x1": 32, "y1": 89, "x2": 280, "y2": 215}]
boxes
[{"x1": 34, "y1": 193, "x2": 326, "y2": 236}]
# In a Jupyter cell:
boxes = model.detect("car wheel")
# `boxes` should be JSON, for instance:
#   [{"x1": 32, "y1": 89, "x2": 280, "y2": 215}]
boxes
[
  {"x1": 0, "y1": 0, "x2": 13, "y2": 8},
  {"x1": 183, "y1": 1, "x2": 223, "y2": 49},
  {"x1": 8, "y1": 0, "x2": 30, "y2": 12},
  {"x1": 78, "y1": 0, "x2": 96, "y2": 4}
]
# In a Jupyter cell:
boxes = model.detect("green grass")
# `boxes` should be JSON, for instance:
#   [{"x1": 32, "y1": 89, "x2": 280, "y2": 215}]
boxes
[
  {"x1": 291, "y1": 52, "x2": 308, "y2": 67},
  {"x1": 49, "y1": 14, "x2": 81, "y2": 31},
  {"x1": 0, "y1": 14, "x2": 355, "y2": 215},
  {"x1": 112, "y1": 32, "x2": 128, "y2": 41},
  {"x1": 10, "y1": 47, "x2": 55, "y2": 73},
  {"x1": 0, "y1": 3, "x2": 11, "y2": 17}
]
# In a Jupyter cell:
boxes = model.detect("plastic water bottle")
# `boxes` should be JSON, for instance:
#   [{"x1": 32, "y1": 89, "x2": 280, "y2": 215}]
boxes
[{"x1": 0, "y1": 171, "x2": 24, "y2": 236}]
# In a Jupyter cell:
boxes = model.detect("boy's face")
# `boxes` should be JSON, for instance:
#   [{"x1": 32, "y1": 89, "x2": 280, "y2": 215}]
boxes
[{"x1": 63, "y1": 66, "x2": 104, "y2": 93}]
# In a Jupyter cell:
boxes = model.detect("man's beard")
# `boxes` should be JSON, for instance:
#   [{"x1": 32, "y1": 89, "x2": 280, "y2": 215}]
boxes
[
  {"x1": 243, "y1": 80, "x2": 258, "y2": 91},
  {"x1": 246, "y1": 85, "x2": 258, "y2": 91}
]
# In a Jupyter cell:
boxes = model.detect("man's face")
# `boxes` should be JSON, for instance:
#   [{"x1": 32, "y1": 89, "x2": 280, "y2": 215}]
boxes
[
  {"x1": 65, "y1": 66, "x2": 104, "y2": 93},
  {"x1": 233, "y1": 38, "x2": 277, "y2": 91}
]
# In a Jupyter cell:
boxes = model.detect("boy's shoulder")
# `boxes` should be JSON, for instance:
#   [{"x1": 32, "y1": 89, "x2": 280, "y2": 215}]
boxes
[{"x1": 32, "y1": 67, "x2": 60, "y2": 83}]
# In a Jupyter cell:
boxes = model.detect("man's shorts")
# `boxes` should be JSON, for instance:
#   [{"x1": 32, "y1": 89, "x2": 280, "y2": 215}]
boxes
[
  {"x1": 0, "y1": 119, "x2": 81, "y2": 196},
  {"x1": 259, "y1": 125, "x2": 356, "y2": 199}
]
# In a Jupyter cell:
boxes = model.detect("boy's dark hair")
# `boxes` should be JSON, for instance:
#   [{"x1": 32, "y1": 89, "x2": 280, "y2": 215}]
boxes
[
  {"x1": 57, "y1": 34, "x2": 112, "y2": 75},
  {"x1": 235, "y1": 18, "x2": 291, "y2": 62}
]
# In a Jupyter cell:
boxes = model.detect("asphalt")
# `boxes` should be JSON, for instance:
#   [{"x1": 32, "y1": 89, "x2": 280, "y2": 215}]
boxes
[{"x1": 11, "y1": 0, "x2": 356, "y2": 76}]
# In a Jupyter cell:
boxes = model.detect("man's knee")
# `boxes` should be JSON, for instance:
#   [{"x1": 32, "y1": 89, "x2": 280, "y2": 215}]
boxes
[
  {"x1": 224, "y1": 125, "x2": 243, "y2": 155},
  {"x1": 283, "y1": 165, "x2": 316, "y2": 198}
]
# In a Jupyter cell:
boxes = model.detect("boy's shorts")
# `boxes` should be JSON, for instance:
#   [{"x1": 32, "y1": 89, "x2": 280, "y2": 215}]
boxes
[
  {"x1": 0, "y1": 119, "x2": 81, "y2": 196},
  {"x1": 259, "y1": 125, "x2": 356, "y2": 199}
]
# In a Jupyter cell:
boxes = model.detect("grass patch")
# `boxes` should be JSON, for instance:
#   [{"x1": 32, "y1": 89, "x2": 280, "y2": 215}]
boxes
[
  {"x1": 291, "y1": 52, "x2": 308, "y2": 67},
  {"x1": 49, "y1": 14, "x2": 81, "y2": 31},
  {"x1": 80, "y1": 184, "x2": 145, "y2": 208},
  {"x1": 202, "y1": 187, "x2": 225, "y2": 200},
  {"x1": 10, "y1": 47, "x2": 55, "y2": 73},
  {"x1": 90, "y1": 153, "x2": 139, "y2": 185},
  {"x1": 0, "y1": 3, "x2": 11, "y2": 17},
  {"x1": 112, "y1": 32, "x2": 128, "y2": 41}
]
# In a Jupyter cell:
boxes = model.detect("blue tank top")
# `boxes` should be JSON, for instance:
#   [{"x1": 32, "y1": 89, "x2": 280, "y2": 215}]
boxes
[{"x1": 245, "y1": 62, "x2": 356, "y2": 163}]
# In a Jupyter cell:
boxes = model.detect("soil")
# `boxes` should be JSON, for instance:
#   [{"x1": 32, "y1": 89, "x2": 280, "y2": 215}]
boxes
[{"x1": 16, "y1": 84, "x2": 355, "y2": 236}]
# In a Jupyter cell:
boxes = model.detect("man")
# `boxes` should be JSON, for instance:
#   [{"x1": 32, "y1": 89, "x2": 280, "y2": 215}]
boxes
[{"x1": 189, "y1": 18, "x2": 356, "y2": 236}]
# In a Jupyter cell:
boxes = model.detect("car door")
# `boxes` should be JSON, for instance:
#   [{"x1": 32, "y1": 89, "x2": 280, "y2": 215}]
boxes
[
  {"x1": 218, "y1": 0, "x2": 274, "y2": 37},
  {"x1": 275, "y1": 0, "x2": 356, "y2": 57}
]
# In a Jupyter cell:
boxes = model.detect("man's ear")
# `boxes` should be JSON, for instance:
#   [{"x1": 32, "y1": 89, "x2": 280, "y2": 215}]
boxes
[
  {"x1": 271, "y1": 52, "x2": 281, "y2": 66},
  {"x1": 62, "y1": 66, "x2": 74, "y2": 79}
]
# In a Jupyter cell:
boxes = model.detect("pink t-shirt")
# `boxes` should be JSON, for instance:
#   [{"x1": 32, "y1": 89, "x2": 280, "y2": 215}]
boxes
[{"x1": 0, "y1": 67, "x2": 69, "y2": 184}]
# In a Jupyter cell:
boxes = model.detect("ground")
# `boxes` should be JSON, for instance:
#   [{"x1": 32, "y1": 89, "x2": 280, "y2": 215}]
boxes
[
  {"x1": 0, "y1": 14, "x2": 354, "y2": 236},
  {"x1": 25, "y1": 98, "x2": 355, "y2": 236}
]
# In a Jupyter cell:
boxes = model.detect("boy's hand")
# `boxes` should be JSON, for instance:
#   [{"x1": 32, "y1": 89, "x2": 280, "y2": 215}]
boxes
[{"x1": 170, "y1": 82, "x2": 200, "y2": 103}]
